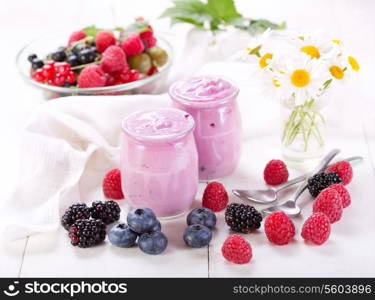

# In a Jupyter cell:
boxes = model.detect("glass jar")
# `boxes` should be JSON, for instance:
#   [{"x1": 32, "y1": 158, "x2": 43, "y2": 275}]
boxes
[
  {"x1": 169, "y1": 76, "x2": 242, "y2": 180},
  {"x1": 121, "y1": 108, "x2": 198, "y2": 218}
]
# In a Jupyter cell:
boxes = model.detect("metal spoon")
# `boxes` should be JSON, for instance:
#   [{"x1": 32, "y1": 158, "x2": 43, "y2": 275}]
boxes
[
  {"x1": 261, "y1": 149, "x2": 340, "y2": 217},
  {"x1": 232, "y1": 155, "x2": 363, "y2": 204}
]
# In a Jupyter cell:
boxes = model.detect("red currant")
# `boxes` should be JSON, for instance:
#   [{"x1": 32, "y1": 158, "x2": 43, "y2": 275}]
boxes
[
  {"x1": 128, "y1": 69, "x2": 140, "y2": 82},
  {"x1": 31, "y1": 68, "x2": 46, "y2": 82},
  {"x1": 42, "y1": 65, "x2": 55, "y2": 79},
  {"x1": 66, "y1": 71, "x2": 76, "y2": 84},
  {"x1": 53, "y1": 74, "x2": 66, "y2": 86},
  {"x1": 54, "y1": 62, "x2": 71, "y2": 76}
]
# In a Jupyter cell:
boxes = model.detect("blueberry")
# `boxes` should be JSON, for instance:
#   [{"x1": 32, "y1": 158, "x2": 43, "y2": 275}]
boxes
[
  {"x1": 108, "y1": 223, "x2": 138, "y2": 248},
  {"x1": 28, "y1": 54, "x2": 37, "y2": 63},
  {"x1": 150, "y1": 219, "x2": 161, "y2": 232},
  {"x1": 183, "y1": 224, "x2": 212, "y2": 248},
  {"x1": 127, "y1": 208, "x2": 157, "y2": 234},
  {"x1": 77, "y1": 49, "x2": 95, "y2": 64},
  {"x1": 51, "y1": 49, "x2": 67, "y2": 62},
  {"x1": 187, "y1": 207, "x2": 216, "y2": 229},
  {"x1": 67, "y1": 55, "x2": 79, "y2": 67},
  {"x1": 138, "y1": 231, "x2": 168, "y2": 255},
  {"x1": 31, "y1": 58, "x2": 44, "y2": 70}
]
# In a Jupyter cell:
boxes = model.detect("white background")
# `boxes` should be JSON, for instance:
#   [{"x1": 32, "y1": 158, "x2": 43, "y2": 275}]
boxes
[{"x1": 0, "y1": 0, "x2": 374, "y2": 277}]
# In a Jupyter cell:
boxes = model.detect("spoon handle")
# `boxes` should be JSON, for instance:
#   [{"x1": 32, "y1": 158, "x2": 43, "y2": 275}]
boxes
[
  {"x1": 274, "y1": 155, "x2": 363, "y2": 193},
  {"x1": 289, "y1": 149, "x2": 340, "y2": 202}
]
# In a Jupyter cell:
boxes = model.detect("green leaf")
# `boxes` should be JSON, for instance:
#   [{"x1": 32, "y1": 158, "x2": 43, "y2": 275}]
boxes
[
  {"x1": 247, "y1": 19, "x2": 286, "y2": 35},
  {"x1": 206, "y1": 0, "x2": 242, "y2": 23},
  {"x1": 82, "y1": 25, "x2": 103, "y2": 38}
]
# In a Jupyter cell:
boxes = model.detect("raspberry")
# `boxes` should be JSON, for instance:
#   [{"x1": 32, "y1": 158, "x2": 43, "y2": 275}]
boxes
[
  {"x1": 313, "y1": 187, "x2": 343, "y2": 223},
  {"x1": 202, "y1": 182, "x2": 228, "y2": 212},
  {"x1": 68, "y1": 30, "x2": 86, "y2": 46},
  {"x1": 329, "y1": 184, "x2": 351, "y2": 208},
  {"x1": 103, "y1": 168, "x2": 124, "y2": 200},
  {"x1": 301, "y1": 212, "x2": 331, "y2": 245},
  {"x1": 325, "y1": 160, "x2": 353, "y2": 185},
  {"x1": 221, "y1": 234, "x2": 252, "y2": 264},
  {"x1": 140, "y1": 27, "x2": 157, "y2": 49},
  {"x1": 121, "y1": 33, "x2": 145, "y2": 56},
  {"x1": 77, "y1": 65, "x2": 106, "y2": 88},
  {"x1": 263, "y1": 159, "x2": 289, "y2": 185},
  {"x1": 95, "y1": 31, "x2": 116, "y2": 53},
  {"x1": 264, "y1": 211, "x2": 295, "y2": 245},
  {"x1": 100, "y1": 45, "x2": 128, "y2": 73}
]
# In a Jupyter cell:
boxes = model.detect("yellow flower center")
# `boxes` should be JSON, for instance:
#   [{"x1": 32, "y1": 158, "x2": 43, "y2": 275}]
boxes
[
  {"x1": 301, "y1": 45, "x2": 320, "y2": 59},
  {"x1": 332, "y1": 39, "x2": 342, "y2": 45},
  {"x1": 259, "y1": 53, "x2": 273, "y2": 68},
  {"x1": 329, "y1": 65, "x2": 344, "y2": 79},
  {"x1": 273, "y1": 79, "x2": 280, "y2": 87},
  {"x1": 348, "y1": 56, "x2": 360, "y2": 71},
  {"x1": 291, "y1": 69, "x2": 310, "y2": 87}
]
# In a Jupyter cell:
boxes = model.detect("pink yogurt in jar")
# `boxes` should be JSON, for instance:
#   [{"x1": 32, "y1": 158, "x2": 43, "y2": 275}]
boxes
[
  {"x1": 169, "y1": 76, "x2": 242, "y2": 180},
  {"x1": 121, "y1": 108, "x2": 198, "y2": 217}
]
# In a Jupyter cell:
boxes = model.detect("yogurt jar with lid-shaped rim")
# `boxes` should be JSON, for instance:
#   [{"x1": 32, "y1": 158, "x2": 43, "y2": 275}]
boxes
[
  {"x1": 169, "y1": 75, "x2": 242, "y2": 180},
  {"x1": 121, "y1": 108, "x2": 198, "y2": 218}
]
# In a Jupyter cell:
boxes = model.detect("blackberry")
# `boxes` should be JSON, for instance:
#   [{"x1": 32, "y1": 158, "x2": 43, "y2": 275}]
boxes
[
  {"x1": 61, "y1": 203, "x2": 90, "y2": 230},
  {"x1": 90, "y1": 200, "x2": 121, "y2": 225},
  {"x1": 69, "y1": 219, "x2": 106, "y2": 248},
  {"x1": 225, "y1": 203, "x2": 262, "y2": 233},
  {"x1": 307, "y1": 172, "x2": 342, "y2": 197}
]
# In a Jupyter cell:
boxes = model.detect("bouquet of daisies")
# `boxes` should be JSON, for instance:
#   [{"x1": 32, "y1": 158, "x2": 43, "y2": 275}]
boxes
[{"x1": 237, "y1": 30, "x2": 360, "y2": 153}]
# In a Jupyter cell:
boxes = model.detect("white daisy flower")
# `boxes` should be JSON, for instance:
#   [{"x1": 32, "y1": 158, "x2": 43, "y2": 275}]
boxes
[
  {"x1": 290, "y1": 32, "x2": 334, "y2": 60},
  {"x1": 272, "y1": 53, "x2": 330, "y2": 104}
]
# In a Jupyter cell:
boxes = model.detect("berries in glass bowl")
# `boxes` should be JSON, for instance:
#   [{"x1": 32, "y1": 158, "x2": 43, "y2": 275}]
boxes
[{"x1": 16, "y1": 19, "x2": 172, "y2": 99}]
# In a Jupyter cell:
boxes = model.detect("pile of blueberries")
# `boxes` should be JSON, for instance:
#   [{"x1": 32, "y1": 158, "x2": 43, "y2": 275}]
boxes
[
  {"x1": 109, "y1": 208, "x2": 168, "y2": 255},
  {"x1": 29, "y1": 42, "x2": 98, "y2": 72}
]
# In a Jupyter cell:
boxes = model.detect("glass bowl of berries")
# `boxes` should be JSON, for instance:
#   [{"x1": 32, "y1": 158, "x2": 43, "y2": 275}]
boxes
[{"x1": 16, "y1": 20, "x2": 173, "y2": 99}]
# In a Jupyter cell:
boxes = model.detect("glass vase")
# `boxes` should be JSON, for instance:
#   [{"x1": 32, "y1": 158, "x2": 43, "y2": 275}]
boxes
[{"x1": 281, "y1": 94, "x2": 327, "y2": 169}]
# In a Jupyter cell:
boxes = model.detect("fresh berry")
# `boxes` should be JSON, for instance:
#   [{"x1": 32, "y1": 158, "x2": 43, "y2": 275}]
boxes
[
  {"x1": 42, "y1": 64, "x2": 55, "y2": 79},
  {"x1": 66, "y1": 71, "x2": 76, "y2": 84},
  {"x1": 61, "y1": 203, "x2": 91, "y2": 230},
  {"x1": 128, "y1": 53, "x2": 152, "y2": 74},
  {"x1": 221, "y1": 234, "x2": 252, "y2": 264},
  {"x1": 313, "y1": 187, "x2": 343, "y2": 223},
  {"x1": 225, "y1": 203, "x2": 262, "y2": 233},
  {"x1": 187, "y1": 207, "x2": 216, "y2": 229},
  {"x1": 54, "y1": 62, "x2": 71, "y2": 76},
  {"x1": 138, "y1": 231, "x2": 168, "y2": 255},
  {"x1": 183, "y1": 224, "x2": 212, "y2": 248},
  {"x1": 121, "y1": 33, "x2": 145, "y2": 56},
  {"x1": 101, "y1": 45, "x2": 128, "y2": 73},
  {"x1": 147, "y1": 66, "x2": 158, "y2": 76},
  {"x1": 69, "y1": 219, "x2": 106, "y2": 248},
  {"x1": 108, "y1": 223, "x2": 138, "y2": 248},
  {"x1": 31, "y1": 58, "x2": 44, "y2": 70},
  {"x1": 325, "y1": 161, "x2": 353, "y2": 185},
  {"x1": 202, "y1": 182, "x2": 228, "y2": 212},
  {"x1": 68, "y1": 30, "x2": 87, "y2": 46},
  {"x1": 28, "y1": 54, "x2": 37, "y2": 63},
  {"x1": 77, "y1": 48, "x2": 96, "y2": 64},
  {"x1": 263, "y1": 159, "x2": 289, "y2": 185},
  {"x1": 31, "y1": 69, "x2": 45, "y2": 82},
  {"x1": 95, "y1": 31, "x2": 116, "y2": 53},
  {"x1": 51, "y1": 48, "x2": 67, "y2": 62},
  {"x1": 102, "y1": 168, "x2": 124, "y2": 200},
  {"x1": 140, "y1": 27, "x2": 157, "y2": 49},
  {"x1": 301, "y1": 212, "x2": 331, "y2": 245},
  {"x1": 307, "y1": 172, "x2": 342, "y2": 197},
  {"x1": 52, "y1": 74, "x2": 66, "y2": 86},
  {"x1": 67, "y1": 55, "x2": 79, "y2": 67},
  {"x1": 264, "y1": 211, "x2": 295, "y2": 245},
  {"x1": 77, "y1": 65, "x2": 106, "y2": 88},
  {"x1": 329, "y1": 183, "x2": 351, "y2": 208},
  {"x1": 90, "y1": 200, "x2": 121, "y2": 225},
  {"x1": 150, "y1": 219, "x2": 161, "y2": 232},
  {"x1": 127, "y1": 208, "x2": 158, "y2": 234},
  {"x1": 72, "y1": 43, "x2": 87, "y2": 56},
  {"x1": 128, "y1": 69, "x2": 140, "y2": 82}
]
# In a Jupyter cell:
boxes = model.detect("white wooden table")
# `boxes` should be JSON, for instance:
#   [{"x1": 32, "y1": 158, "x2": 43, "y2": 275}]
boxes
[{"x1": 1, "y1": 0, "x2": 375, "y2": 277}]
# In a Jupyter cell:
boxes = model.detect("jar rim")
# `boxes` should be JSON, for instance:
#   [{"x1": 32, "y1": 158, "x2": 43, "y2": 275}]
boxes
[
  {"x1": 168, "y1": 75, "x2": 239, "y2": 107},
  {"x1": 122, "y1": 107, "x2": 195, "y2": 142}
]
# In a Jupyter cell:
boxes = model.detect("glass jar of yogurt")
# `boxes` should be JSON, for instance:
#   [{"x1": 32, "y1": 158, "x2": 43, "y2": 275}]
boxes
[
  {"x1": 121, "y1": 108, "x2": 198, "y2": 218},
  {"x1": 169, "y1": 76, "x2": 241, "y2": 180}
]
